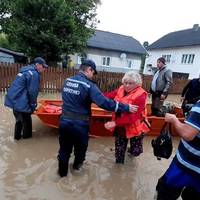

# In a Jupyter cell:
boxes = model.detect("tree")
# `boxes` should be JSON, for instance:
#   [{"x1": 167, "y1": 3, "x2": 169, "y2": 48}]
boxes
[
  {"x1": 0, "y1": 0, "x2": 101, "y2": 62},
  {"x1": 0, "y1": 33, "x2": 10, "y2": 48}
]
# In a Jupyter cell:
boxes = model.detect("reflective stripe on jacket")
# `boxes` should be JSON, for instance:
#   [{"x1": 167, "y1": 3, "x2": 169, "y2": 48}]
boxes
[
  {"x1": 61, "y1": 72, "x2": 129, "y2": 118},
  {"x1": 113, "y1": 85, "x2": 150, "y2": 138}
]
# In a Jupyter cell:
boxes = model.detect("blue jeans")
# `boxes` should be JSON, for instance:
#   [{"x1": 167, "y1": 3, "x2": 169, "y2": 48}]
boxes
[{"x1": 156, "y1": 157, "x2": 200, "y2": 200}]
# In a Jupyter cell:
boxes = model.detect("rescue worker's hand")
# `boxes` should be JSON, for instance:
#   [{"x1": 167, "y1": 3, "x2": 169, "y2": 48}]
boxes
[
  {"x1": 165, "y1": 113, "x2": 177, "y2": 124},
  {"x1": 104, "y1": 121, "x2": 116, "y2": 130},
  {"x1": 129, "y1": 104, "x2": 138, "y2": 113}
]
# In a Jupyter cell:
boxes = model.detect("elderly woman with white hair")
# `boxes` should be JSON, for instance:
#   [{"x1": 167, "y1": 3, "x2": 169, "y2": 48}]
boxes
[{"x1": 104, "y1": 71, "x2": 150, "y2": 164}]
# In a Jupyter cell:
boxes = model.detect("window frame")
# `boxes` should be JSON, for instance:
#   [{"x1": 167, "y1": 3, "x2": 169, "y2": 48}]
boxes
[
  {"x1": 181, "y1": 54, "x2": 195, "y2": 64},
  {"x1": 161, "y1": 54, "x2": 171, "y2": 63},
  {"x1": 102, "y1": 56, "x2": 111, "y2": 66}
]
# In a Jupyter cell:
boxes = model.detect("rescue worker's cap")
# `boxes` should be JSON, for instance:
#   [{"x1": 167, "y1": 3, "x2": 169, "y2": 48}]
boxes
[
  {"x1": 34, "y1": 57, "x2": 48, "y2": 68},
  {"x1": 81, "y1": 59, "x2": 97, "y2": 74}
]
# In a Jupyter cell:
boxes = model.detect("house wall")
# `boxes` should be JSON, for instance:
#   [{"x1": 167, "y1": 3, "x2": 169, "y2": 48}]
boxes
[
  {"x1": 71, "y1": 48, "x2": 143, "y2": 73},
  {"x1": 0, "y1": 52, "x2": 14, "y2": 63},
  {"x1": 143, "y1": 45, "x2": 200, "y2": 79}
]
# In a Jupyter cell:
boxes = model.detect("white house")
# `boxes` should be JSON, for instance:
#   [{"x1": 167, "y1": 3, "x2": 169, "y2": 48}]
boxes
[
  {"x1": 143, "y1": 24, "x2": 200, "y2": 79},
  {"x1": 70, "y1": 30, "x2": 147, "y2": 73}
]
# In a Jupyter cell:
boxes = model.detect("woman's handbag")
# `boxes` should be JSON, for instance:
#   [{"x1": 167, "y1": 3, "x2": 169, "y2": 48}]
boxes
[{"x1": 151, "y1": 122, "x2": 173, "y2": 160}]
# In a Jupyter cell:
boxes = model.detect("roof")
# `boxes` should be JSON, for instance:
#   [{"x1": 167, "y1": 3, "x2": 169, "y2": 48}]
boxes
[
  {"x1": 87, "y1": 30, "x2": 147, "y2": 55},
  {"x1": 148, "y1": 25, "x2": 200, "y2": 50},
  {"x1": 0, "y1": 47, "x2": 26, "y2": 57}
]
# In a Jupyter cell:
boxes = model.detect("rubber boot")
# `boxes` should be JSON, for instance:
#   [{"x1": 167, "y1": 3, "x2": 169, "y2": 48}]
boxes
[
  {"x1": 73, "y1": 161, "x2": 83, "y2": 171},
  {"x1": 58, "y1": 161, "x2": 68, "y2": 177},
  {"x1": 14, "y1": 122, "x2": 22, "y2": 140},
  {"x1": 115, "y1": 159, "x2": 124, "y2": 164}
]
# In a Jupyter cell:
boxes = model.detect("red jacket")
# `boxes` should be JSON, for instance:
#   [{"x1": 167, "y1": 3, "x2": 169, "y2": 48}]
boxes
[{"x1": 105, "y1": 86, "x2": 150, "y2": 138}]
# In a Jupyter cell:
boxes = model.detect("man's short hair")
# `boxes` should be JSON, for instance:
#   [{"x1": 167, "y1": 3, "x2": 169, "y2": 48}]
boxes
[
  {"x1": 79, "y1": 64, "x2": 89, "y2": 72},
  {"x1": 157, "y1": 57, "x2": 166, "y2": 65}
]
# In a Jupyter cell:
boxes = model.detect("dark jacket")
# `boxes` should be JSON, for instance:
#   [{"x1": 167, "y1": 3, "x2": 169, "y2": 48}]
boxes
[
  {"x1": 61, "y1": 72, "x2": 129, "y2": 119},
  {"x1": 181, "y1": 78, "x2": 200, "y2": 103},
  {"x1": 5, "y1": 64, "x2": 40, "y2": 113}
]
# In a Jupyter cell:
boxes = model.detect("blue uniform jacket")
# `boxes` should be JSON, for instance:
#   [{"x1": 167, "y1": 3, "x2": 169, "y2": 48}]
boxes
[
  {"x1": 61, "y1": 72, "x2": 129, "y2": 118},
  {"x1": 5, "y1": 64, "x2": 40, "y2": 113}
]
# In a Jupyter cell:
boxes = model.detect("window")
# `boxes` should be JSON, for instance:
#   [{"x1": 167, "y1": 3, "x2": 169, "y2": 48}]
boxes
[
  {"x1": 181, "y1": 54, "x2": 195, "y2": 64},
  {"x1": 77, "y1": 56, "x2": 82, "y2": 64},
  {"x1": 188, "y1": 54, "x2": 195, "y2": 64},
  {"x1": 102, "y1": 57, "x2": 111, "y2": 66},
  {"x1": 126, "y1": 60, "x2": 133, "y2": 68},
  {"x1": 77, "y1": 53, "x2": 87, "y2": 64},
  {"x1": 162, "y1": 55, "x2": 171, "y2": 63},
  {"x1": 128, "y1": 60, "x2": 132, "y2": 68}
]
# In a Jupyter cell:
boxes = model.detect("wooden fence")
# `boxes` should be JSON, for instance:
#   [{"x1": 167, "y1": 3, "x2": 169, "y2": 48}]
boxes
[{"x1": 0, "y1": 63, "x2": 189, "y2": 94}]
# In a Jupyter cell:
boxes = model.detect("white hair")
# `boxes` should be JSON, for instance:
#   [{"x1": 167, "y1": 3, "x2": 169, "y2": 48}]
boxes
[{"x1": 122, "y1": 71, "x2": 142, "y2": 86}]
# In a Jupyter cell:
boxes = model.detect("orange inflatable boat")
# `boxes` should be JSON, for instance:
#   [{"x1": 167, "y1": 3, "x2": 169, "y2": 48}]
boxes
[{"x1": 34, "y1": 100, "x2": 184, "y2": 137}]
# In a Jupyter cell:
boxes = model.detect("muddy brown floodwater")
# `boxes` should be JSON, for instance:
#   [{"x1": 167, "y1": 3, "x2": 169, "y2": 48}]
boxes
[{"x1": 0, "y1": 93, "x2": 182, "y2": 200}]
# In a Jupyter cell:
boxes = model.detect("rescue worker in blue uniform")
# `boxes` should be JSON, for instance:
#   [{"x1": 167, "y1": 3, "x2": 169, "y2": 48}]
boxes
[
  {"x1": 58, "y1": 59, "x2": 138, "y2": 177},
  {"x1": 5, "y1": 57, "x2": 48, "y2": 140}
]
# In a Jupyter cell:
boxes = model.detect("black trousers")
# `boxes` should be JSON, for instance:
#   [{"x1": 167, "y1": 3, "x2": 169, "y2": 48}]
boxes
[
  {"x1": 115, "y1": 134, "x2": 144, "y2": 163},
  {"x1": 58, "y1": 118, "x2": 89, "y2": 174},
  {"x1": 13, "y1": 110, "x2": 32, "y2": 140},
  {"x1": 151, "y1": 91, "x2": 165, "y2": 116}
]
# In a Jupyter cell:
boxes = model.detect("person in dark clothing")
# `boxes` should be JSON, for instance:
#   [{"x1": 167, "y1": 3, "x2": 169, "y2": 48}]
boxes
[
  {"x1": 181, "y1": 76, "x2": 200, "y2": 115},
  {"x1": 57, "y1": 59, "x2": 138, "y2": 177},
  {"x1": 5, "y1": 57, "x2": 48, "y2": 140}
]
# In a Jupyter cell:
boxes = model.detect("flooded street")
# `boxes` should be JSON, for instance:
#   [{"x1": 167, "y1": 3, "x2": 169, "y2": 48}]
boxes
[{"x1": 0, "y1": 93, "x2": 181, "y2": 200}]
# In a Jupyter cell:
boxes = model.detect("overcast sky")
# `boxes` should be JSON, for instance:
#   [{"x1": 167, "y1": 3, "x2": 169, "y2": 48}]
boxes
[{"x1": 96, "y1": 0, "x2": 200, "y2": 44}]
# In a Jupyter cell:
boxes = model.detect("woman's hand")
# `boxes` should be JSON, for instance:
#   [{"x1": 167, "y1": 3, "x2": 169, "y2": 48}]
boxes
[{"x1": 104, "y1": 121, "x2": 116, "y2": 130}]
